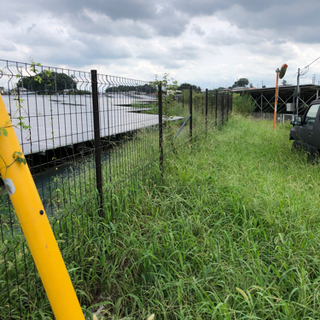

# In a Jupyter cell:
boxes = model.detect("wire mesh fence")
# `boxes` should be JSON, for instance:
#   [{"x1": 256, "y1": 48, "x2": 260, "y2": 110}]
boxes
[{"x1": 0, "y1": 59, "x2": 232, "y2": 318}]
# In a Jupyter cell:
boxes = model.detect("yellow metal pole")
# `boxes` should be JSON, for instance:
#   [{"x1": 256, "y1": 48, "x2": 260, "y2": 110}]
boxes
[
  {"x1": 0, "y1": 95, "x2": 85, "y2": 320},
  {"x1": 273, "y1": 69, "x2": 280, "y2": 130}
]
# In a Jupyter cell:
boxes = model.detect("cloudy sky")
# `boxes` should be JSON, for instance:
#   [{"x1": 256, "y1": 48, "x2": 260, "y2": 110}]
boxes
[{"x1": 1, "y1": 0, "x2": 320, "y2": 89}]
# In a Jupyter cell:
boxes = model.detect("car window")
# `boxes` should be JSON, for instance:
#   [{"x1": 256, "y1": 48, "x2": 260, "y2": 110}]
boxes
[{"x1": 305, "y1": 104, "x2": 320, "y2": 125}]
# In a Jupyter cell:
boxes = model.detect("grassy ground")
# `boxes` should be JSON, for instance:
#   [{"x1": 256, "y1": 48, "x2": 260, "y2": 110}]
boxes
[
  {"x1": 74, "y1": 115, "x2": 320, "y2": 319},
  {"x1": 3, "y1": 113, "x2": 320, "y2": 319}
]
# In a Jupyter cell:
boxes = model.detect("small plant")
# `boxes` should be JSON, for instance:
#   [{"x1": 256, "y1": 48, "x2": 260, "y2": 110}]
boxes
[
  {"x1": 151, "y1": 73, "x2": 179, "y2": 141},
  {"x1": 0, "y1": 61, "x2": 49, "y2": 182}
]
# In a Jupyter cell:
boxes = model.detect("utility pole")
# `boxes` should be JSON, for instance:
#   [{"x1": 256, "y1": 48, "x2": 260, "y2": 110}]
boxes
[
  {"x1": 296, "y1": 68, "x2": 300, "y2": 115},
  {"x1": 273, "y1": 68, "x2": 280, "y2": 130}
]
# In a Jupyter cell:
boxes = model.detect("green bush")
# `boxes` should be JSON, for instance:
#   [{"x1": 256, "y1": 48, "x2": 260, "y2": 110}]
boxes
[{"x1": 232, "y1": 93, "x2": 255, "y2": 115}]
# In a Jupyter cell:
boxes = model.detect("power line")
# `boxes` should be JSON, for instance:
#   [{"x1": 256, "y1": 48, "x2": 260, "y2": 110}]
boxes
[
  {"x1": 300, "y1": 55, "x2": 320, "y2": 76},
  {"x1": 289, "y1": 72, "x2": 298, "y2": 85},
  {"x1": 305, "y1": 56, "x2": 320, "y2": 68},
  {"x1": 307, "y1": 59, "x2": 320, "y2": 73}
]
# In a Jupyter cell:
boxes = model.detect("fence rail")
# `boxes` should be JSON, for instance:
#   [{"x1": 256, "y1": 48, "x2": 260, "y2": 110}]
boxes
[{"x1": 0, "y1": 59, "x2": 232, "y2": 319}]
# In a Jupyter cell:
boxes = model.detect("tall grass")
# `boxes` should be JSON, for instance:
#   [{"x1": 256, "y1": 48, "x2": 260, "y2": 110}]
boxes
[
  {"x1": 76, "y1": 115, "x2": 320, "y2": 319},
  {"x1": 232, "y1": 94, "x2": 255, "y2": 115},
  {"x1": 3, "y1": 114, "x2": 320, "y2": 319}
]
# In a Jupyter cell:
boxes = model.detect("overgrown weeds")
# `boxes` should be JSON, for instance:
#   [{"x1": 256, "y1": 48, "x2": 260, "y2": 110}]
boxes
[
  {"x1": 3, "y1": 114, "x2": 320, "y2": 319},
  {"x1": 232, "y1": 94, "x2": 255, "y2": 115},
  {"x1": 78, "y1": 115, "x2": 320, "y2": 319}
]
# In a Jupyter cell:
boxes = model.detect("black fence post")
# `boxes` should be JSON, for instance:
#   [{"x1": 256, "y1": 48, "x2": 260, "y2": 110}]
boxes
[
  {"x1": 226, "y1": 93, "x2": 229, "y2": 122},
  {"x1": 221, "y1": 93, "x2": 224, "y2": 125},
  {"x1": 230, "y1": 92, "x2": 233, "y2": 114},
  {"x1": 182, "y1": 91, "x2": 184, "y2": 109},
  {"x1": 215, "y1": 89, "x2": 218, "y2": 126},
  {"x1": 91, "y1": 70, "x2": 103, "y2": 211},
  {"x1": 205, "y1": 89, "x2": 208, "y2": 134},
  {"x1": 189, "y1": 86, "x2": 193, "y2": 144},
  {"x1": 158, "y1": 83, "x2": 163, "y2": 176}
]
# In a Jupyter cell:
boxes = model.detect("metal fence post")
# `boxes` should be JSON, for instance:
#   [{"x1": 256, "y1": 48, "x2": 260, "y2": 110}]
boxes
[
  {"x1": 189, "y1": 86, "x2": 193, "y2": 144},
  {"x1": 205, "y1": 89, "x2": 208, "y2": 134},
  {"x1": 226, "y1": 93, "x2": 229, "y2": 122},
  {"x1": 91, "y1": 70, "x2": 103, "y2": 210},
  {"x1": 158, "y1": 83, "x2": 163, "y2": 176},
  {"x1": 182, "y1": 90, "x2": 185, "y2": 109},
  {"x1": 221, "y1": 93, "x2": 224, "y2": 125},
  {"x1": 215, "y1": 89, "x2": 218, "y2": 126}
]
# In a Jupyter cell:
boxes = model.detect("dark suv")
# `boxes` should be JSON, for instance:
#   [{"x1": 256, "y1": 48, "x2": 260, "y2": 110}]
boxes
[{"x1": 290, "y1": 99, "x2": 320, "y2": 154}]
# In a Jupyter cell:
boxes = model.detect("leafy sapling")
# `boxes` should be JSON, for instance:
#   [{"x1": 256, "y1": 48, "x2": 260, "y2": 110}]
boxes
[{"x1": 151, "y1": 73, "x2": 179, "y2": 141}]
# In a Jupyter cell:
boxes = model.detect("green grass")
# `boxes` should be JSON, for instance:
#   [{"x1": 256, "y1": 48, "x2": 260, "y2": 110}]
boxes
[
  {"x1": 3, "y1": 114, "x2": 320, "y2": 319},
  {"x1": 77, "y1": 115, "x2": 320, "y2": 319}
]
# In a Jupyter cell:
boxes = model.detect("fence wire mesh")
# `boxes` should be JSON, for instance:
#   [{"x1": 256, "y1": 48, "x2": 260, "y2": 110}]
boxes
[{"x1": 0, "y1": 59, "x2": 232, "y2": 319}]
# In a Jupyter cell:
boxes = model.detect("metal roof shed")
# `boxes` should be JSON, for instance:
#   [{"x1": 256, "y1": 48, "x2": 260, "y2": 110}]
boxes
[{"x1": 233, "y1": 84, "x2": 320, "y2": 115}]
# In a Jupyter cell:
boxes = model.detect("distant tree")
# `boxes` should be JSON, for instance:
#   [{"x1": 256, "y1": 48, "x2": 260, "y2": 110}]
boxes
[
  {"x1": 282, "y1": 79, "x2": 287, "y2": 85},
  {"x1": 65, "y1": 89, "x2": 91, "y2": 95},
  {"x1": 17, "y1": 71, "x2": 77, "y2": 94},
  {"x1": 178, "y1": 82, "x2": 201, "y2": 92},
  {"x1": 105, "y1": 84, "x2": 155, "y2": 93},
  {"x1": 178, "y1": 83, "x2": 190, "y2": 90},
  {"x1": 139, "y1": 84, "x2": 156, "y2": 93},
  {"x1": 262, "y1": 85, "x2": 266, "y2": 88},
  {"x1": 106, "y1": 85, "x2": 134, "y2": 93},
  {"x1": 232, "y1": 78, "x2": 249, "y2": 88},
  {"x1": 249, "y1": 83, "x2": 253, "y2": 88}
]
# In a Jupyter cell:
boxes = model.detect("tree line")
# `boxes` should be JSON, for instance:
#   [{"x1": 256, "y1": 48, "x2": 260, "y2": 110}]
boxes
[
  {"x1": 105, "y1": 84, "x2": 156, "y2": 93},
  {"x1": 17, "y1": 71, "x2": 79, "y2": 94},
  {"x1": 17, "y1": 73, "x2": 204, "y2": 95}
]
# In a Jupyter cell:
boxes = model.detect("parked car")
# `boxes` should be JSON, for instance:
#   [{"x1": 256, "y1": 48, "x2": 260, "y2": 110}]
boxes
[{"x1": 290, "y1": 99, "x2": 320, "y2": 154}]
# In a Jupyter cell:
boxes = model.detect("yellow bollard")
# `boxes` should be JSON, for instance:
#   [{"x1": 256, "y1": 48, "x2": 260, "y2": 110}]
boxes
[{"x1": 0, "y1": 95, "x2": 85, "y2": 320}]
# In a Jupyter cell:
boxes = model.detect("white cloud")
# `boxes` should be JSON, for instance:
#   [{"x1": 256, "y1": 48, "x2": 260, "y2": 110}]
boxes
[{"x1": 1, "y1": 0, "x2": 320, "y2": 89}]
